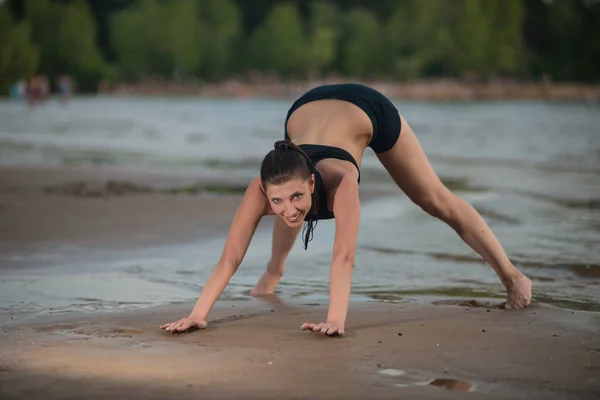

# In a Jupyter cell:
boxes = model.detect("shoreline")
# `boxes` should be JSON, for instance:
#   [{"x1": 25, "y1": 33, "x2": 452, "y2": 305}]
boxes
[
  {"x1": 1, "y1": 164, "x2": 598, "y2": 318},
  {"x1": 102, "y1": 79, "x2": 600, "y2": 102}
]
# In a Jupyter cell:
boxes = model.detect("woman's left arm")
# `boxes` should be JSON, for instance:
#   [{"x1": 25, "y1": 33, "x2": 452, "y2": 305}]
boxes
[{"x1": 301, "y1": 176, "x2": 360, "y2": 336}]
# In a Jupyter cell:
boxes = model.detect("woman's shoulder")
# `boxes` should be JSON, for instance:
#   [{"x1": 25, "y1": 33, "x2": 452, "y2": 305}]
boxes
[{"x1": 244, "y1": 177, "x2": 274, "y2": 216}]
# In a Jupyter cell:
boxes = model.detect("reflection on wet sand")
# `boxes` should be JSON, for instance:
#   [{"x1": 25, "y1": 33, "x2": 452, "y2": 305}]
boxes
[
  {"x1": 360, "y1": 245, "x2": 486, "y2": 265},
  {"x1": 430, "y1": 153, "x2": 600, "y2": 175},
  {"x1": 514, "y1": 189, "x2": 600, "y2": 210},
  {"x1": 363, "y1": 287, "x2": 504, "y2": 301},
  {"x1": 360, "y1": 245, "x2": 600, "y2": 278}
]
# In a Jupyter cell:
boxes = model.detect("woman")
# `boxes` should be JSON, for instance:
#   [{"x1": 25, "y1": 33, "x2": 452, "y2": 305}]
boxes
[{"x1": 160, "y1": 83, "x2": 532, "y2": 336}]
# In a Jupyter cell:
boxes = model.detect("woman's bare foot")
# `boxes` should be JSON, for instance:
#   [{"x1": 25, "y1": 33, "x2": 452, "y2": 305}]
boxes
[
  {"x1": 250, "y1": 270, "x2": 282, "y2": 296},
  {"x1": 503, "y1": 273, "x2": 532, "y2": 309}
]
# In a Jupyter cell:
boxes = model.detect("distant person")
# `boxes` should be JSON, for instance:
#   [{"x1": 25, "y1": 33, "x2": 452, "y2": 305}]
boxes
[
  {"x1": 58, "y1": 75, "x2": 73, "y2": 103},
  {"x1": 39, "y1": 75, "x2": 50, "y2": 101},
  {"x1": 8, "y1": 80, "x2": 26, "y2": 100},
  {"x1": 25, "y1": 76, "x2": 41, "y2": 107},
  {"x1": 160, "y1": 83, "x2": 532, "y2": 336}
]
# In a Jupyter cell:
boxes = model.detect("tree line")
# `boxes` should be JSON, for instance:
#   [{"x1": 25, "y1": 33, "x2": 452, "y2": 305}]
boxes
[{"x1": 1, "y1": 0, "x2": 599, "y2": 94}]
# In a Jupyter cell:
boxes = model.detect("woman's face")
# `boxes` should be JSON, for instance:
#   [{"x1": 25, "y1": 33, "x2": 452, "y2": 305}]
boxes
[{"x1": 264, "y1": 175, "x2": 314, "y2": 227}]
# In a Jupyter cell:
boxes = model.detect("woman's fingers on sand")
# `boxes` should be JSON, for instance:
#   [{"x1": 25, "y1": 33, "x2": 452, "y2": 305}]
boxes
[
  {"x1": 158, "y1": 321, "x2": 177, "y2": 330},
  {"x1": 159, "y1": 318, "x2": 207, "y2": 332},
  {"x1": 301, "y1": 322, "x2": 344, "y2": 336},
  {"x1": 160, "y1": 320, "x2": 180, "y2": 332},
  {"x1": 175, "y1": 321, "x2": 189, "y2": 331}
]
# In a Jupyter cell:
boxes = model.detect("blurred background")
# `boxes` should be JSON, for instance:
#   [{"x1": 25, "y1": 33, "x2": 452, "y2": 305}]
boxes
[{"x1": 1, "y1": 0, "x2": 599, "y2": 97}]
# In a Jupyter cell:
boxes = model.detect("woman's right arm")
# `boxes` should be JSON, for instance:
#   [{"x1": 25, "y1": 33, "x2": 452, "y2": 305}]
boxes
[{"x1": 160, "y1": 177, "x2": 270, "y2": 332}]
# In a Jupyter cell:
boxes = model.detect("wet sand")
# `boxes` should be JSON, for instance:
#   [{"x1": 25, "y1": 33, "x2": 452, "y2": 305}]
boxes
[
  {"x1": 1, "y1": 301, "x2": 599, "y2": 399},
  {"x1": 0, "y1": 165, "x2": 249, "y2": 252},
  {"x1": 1, "y1": 166, "x2": 599, "y2": 399}
]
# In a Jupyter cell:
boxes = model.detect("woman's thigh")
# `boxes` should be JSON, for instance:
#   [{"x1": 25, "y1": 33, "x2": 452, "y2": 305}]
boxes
[{"x1": 375, "y1": 114, "x2": 448, "y2": 203}]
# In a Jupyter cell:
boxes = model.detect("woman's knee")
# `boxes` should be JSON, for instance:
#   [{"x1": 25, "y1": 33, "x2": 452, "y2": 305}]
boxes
[{"x1": 413, "y1": 189, "x2": 454, "y2": 221}]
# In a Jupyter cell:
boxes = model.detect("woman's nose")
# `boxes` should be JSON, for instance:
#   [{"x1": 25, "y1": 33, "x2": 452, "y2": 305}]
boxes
[{"x1": 284, "y1": 203, "x2": 296, "y2": 216}]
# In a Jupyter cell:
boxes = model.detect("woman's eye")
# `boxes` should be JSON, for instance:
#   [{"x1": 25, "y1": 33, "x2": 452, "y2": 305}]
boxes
[
  {"x1": 294, "y1": 194, "x2": 302, "y2": 199},
  {"x1": 272, "y1": 199, "x2": 280, "y2": 204}
]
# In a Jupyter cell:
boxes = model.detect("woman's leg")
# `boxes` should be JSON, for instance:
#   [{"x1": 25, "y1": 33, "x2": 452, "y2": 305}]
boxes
[
  {"x1": 376, "y1": 114, "x2": 531, "y2": 309},
  {"x1": 250, "y1": 216, "x2": 302, "y2": 295}
]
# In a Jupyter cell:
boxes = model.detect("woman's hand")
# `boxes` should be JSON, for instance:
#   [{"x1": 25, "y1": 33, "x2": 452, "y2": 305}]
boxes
[
  {"x1": 301, "y1": 321, "x2": 345, "y2": 336},
  {"x1": 159, "y1": 317, "x2": 207, "y2": 333}
]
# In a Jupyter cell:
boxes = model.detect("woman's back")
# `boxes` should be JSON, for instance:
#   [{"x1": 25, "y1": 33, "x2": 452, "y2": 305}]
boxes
[{"x1": 286, "y1": 99, "x2": 372, "y2": 165}]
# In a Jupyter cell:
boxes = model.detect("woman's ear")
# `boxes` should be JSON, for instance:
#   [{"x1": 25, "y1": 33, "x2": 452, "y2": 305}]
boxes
[
  {"x1": 309, "y1": 173, "x2": 315, "y2": 193},
  {"x1": 259, "y1": 180, "x2": 267, "y2": 195}
]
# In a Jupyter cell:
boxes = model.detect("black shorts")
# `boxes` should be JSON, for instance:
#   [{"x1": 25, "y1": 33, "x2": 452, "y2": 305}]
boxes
[{"x1": 284, "y1": 83, "x2": 401, "y2": 153}]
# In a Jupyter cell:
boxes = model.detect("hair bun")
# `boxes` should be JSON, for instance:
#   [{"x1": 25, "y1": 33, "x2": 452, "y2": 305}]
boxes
[
  {"x1": 271, "y1": 140, "x2": 312, "y2": 171},
  {"x1": 274, "y1": 140, "x2": 295, "y2": 151}
]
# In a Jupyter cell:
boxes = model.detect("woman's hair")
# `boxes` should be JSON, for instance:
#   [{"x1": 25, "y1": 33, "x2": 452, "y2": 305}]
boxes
[
  {"x1": 260, "y1": 140, "x2": 318, "y2": 250},
  {"x1": 260, "y1": 140, "x2": 312, "y2": 187}
]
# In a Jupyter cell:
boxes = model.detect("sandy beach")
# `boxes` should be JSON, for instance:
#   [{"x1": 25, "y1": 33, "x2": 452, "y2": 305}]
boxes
[
  {"x1": 1, "y1": 298, "x2": 599, "y2": 399},
  {"x1": 0, "y1": 165, "x2": 599, "y2": 399}
]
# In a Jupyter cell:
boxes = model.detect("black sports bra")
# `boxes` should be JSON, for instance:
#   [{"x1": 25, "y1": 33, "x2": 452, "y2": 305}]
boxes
[
  {"x1": 298, "y1": 144, "x2": 361, "y2": 250},
  {"x1": 299, "y1": 144, "x2": 361, "y2": 221}
]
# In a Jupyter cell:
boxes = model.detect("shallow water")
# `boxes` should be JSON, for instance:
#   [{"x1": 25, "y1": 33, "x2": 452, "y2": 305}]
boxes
[{"x1": 0, "y1": 96, "x2": 599, "y2": 321}]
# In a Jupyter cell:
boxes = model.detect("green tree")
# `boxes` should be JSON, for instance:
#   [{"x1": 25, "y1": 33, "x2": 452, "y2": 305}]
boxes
[
  {"x1": 0, "y1": 4, "x2": 39, "y2": 94},
  {"x1": 166, "y1": 0, "x2": 202, "y2": 79},
  {"x1": 111, "y1": 0, "x2": 201, "y2": 80},
  {"x1": 57, "y1": 0, "x2": 112, "y2": 89},
  {"x1": 386, "y1": 0, "x2": 454, "y2": 79},
  {"x1": 338, "y1": 8, "x2": 385, "y2": 78},
  {"x1": 452, "y1": 0, "x2": 491, "y2": 77},
  {"x1": 487, "y1": 0, "x2": 524, "y2": 75},
  {"x1": 24, "y1": 0, "x2": 61, "y2": 77},
  {"x1": 5, "y1": 0, "x2": 598, "y2": 90},
  {"x1": 245, "y1": 2, "x2": 309, "y2": 78},
  {"x1": 534, "y1": 0, "x2": 598, "y2": 81},
  {"x1": 198, "y1": 0, "x2": 242, "y2": 80},
  {"x1": 25, "y1": 0, "x2": 109, "y2": 90},
  {"x1": 445, "y1": 0, "x2": 524, "y2": 79},
  {"x1": 111, "y1": 0, "x2": 155, "y2": 79},
  {"x1": 306, "y1": 1, "x2": 340, "y2": 77}
]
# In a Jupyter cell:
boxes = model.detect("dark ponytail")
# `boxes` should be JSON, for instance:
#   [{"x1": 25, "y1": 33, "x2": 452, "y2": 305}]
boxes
[{"x1": 260, "y1": 140, "x2": 319, "y2": 250}]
